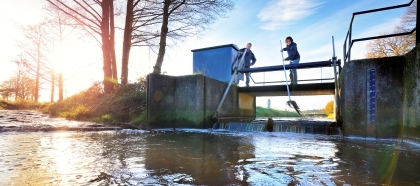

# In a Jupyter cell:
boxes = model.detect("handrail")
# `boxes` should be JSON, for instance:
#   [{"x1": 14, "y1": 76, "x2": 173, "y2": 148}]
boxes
[
  {"x1": 343, "y1": 0, "x2": 415, "y2": 62},
  {"x1": 237, "y1": 60, "x2": 339, "y2": 73},
  {"x1": 249, "y1": 74, "x2": 335, "y2": 85}
]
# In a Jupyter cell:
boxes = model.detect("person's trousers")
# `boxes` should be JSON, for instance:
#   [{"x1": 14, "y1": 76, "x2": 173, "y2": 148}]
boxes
[
  {"x1": 245, "y1": 72, "x2": 250, "y2": 86},
  {"x1": 289, "y1": 58, "x2": 300, "y2": 84},
  {"x1": 245, "y1": 66, "x2": 250, "y2": 86}
]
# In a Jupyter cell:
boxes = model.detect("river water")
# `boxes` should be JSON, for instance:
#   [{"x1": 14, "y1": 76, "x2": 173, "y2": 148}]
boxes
[{"x1": 1, "y1": 111, "x2": 420, "y2": 185}]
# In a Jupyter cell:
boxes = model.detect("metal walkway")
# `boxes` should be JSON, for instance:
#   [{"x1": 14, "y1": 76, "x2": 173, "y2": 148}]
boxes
[{"x1": 238, "y1": 82, "x2": 335, "y2": 96}]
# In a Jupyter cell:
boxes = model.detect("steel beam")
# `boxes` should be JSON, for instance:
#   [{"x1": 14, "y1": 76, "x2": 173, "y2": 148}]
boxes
[{"x1": 238, "y1": 60, "x2": 334, "y2": 74}]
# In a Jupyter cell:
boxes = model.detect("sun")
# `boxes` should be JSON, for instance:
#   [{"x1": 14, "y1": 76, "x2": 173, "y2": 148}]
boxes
[{"x1": 50, "y1": 38, "x2": 103, "y2": 97}]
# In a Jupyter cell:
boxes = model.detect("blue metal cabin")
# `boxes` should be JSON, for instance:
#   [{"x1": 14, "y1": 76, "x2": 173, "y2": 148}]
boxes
[{"x1": 191, "y1": 44, "x2": 239, "y2": 83}]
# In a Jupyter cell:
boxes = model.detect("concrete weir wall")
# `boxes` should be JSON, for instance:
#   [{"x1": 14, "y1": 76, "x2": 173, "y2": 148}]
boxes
[
  {"x1": 146, "y1": 74, "x2": 256, "y2": 129},
  {"x1": 402, "y1": 47, "x2": 420, "y2": 141},
  {"x1": 340, "y1": 46, "x2": 420, "y2": 140}
]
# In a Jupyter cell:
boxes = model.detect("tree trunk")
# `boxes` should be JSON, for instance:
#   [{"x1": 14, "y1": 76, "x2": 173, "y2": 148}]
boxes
[
  {"x1": 101, "y1": 0, "x2": 113, "y2": 94},
  {"x1": 58, "y1": 22, "x2": 64, "y2": 101},
  {"x1": 15, "y1": 75, "x2": 19, "y2": 101},
  {"x1": 35, "y1": 42, "x2": 40, "y2": 102},
  {"x1": 121, "y1": 0, "x2": 134, "y2": 85},
  {"x1": 50, "y1": 69, "x2": 55, "y2": 102},
  {"x1": 110, "y1": 0, "x2": 118, "y2": 87},
  {"x1": 58, "y1": 72, "x2": 63, "y2": 101},
  {"x1": 152, "y1": 0, "x2": 171, "y2": 74}
]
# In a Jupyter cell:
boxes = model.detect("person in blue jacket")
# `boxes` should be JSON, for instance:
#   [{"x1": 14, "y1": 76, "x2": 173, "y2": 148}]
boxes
[
  {"x1": 282, "y1": 36, "x2": 300, "y2": 84},
  {"x1": 238, "y1": 43, "x2": 257, "y2": 87}
]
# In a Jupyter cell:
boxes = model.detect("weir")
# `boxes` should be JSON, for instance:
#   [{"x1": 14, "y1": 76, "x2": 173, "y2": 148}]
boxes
[
  {"x1": 146, "y1": 45, "x2": 419, "y2": 140},
  {"x1": 214, "y1": 120, "x2": 340, "y2": 135},
  {"x1": 146, "y1": 0, "x2": 420, "y2": 139},
  {"x1": 146, "y1": 58, "x2": 340, "y2": 132}
]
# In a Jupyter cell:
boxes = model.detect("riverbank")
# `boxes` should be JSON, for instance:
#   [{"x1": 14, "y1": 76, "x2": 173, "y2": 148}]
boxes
[
  {"x1": 1, "y1": 81, "x2": 306, "y2": 130},
  {"x1": 0, "y1": 110, "x2": 146, "y2": 132},
  {"x1": 0, "y1": 82, "x2": 148, "y2": 129}
]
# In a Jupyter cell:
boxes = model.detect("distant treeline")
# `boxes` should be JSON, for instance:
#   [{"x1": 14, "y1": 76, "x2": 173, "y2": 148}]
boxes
[{"x1": 256, "y1": 106, "x2": 300, "y2": 117}]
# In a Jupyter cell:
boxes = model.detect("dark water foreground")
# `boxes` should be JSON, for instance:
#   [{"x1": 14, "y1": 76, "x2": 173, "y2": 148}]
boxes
[
  {"x1": 0, "y1": 110, "x2": 420, "y2": 185},
  {"x1": 1, "y1": 129, "x2": 420, "y2": 185}
]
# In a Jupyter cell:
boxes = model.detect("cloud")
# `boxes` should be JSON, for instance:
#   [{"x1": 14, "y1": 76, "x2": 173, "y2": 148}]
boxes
[{"x1": 257, "y1": 0, "x2": 324, "y2": 30}]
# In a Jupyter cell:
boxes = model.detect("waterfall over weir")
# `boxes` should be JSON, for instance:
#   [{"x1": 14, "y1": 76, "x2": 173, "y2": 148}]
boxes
[{"x1": 214, "y1": 119, "x2": 340, "y2": 135}]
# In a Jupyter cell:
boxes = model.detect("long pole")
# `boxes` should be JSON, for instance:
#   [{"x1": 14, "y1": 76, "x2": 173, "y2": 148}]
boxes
[
  {"x1": 213, "y1": 49, "x2": 247, "y2": 118},
  {"x1": 280, "y1": 41, "x2": 291, "y2": 101}
]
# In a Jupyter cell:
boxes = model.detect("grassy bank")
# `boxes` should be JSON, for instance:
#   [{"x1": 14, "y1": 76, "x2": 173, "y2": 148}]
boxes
[
  {"x1": 0, "y1": 82, "x2": 147, "y2": 128},
  {"x1": 46, "y1": 82, "x2": 147, "y2": 125},
  {"x1": 0, "y1": 99, "x2": 45, "y2": 110},
  {"x1": 256, "y1": 106, "x2": 300, "y2": 117}
]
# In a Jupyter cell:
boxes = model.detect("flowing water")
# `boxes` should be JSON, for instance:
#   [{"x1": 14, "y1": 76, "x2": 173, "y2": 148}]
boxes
[
  {"x1": 0, "y1": 110, "x2": 420, "y2": 185},
  {"x1": 0, "y1": 130, "x2": 420, "y2": 185}
]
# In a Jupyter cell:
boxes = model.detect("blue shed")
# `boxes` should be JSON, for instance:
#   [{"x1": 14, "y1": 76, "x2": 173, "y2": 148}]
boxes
[{"x1": 191, "y1": 44, "x2": 239, "y2": 83}]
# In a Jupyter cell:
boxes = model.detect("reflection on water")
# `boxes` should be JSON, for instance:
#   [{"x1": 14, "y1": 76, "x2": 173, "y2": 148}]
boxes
[{"x1": 0, "y1": 130, "x2": 419, "y2": 185}]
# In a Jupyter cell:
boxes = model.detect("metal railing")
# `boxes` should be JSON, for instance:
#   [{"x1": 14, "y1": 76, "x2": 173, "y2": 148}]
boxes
[
  {"x1": 239, "y1": 59, "x2": 340, "y2": 85},
  {"x1": 343, "y1": 0, "x2": 416, "y2": 62}
]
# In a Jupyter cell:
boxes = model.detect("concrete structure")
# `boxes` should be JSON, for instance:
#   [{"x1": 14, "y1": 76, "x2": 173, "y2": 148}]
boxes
[
  {"x1": 146, "y1": 73, "x2": 337, "y2": 129},
  {"x1": 339, "y1": 46, "x2": 420, "y2": 140},
  {"x1": 192, "y1": 44, "x2": 239, "y2": 83},
  {"x1": 339, "y1": 56, "x2": 405, "y2": 138},
  {"x1": 146, "y1": 74, "x2": 255, "y2": 128},
  {"x1": 402, "y1": 47, "x2": 420, "y2": 141},
  {"x1": 146, "y1": 47, "x2": 420, "y2": 140}
]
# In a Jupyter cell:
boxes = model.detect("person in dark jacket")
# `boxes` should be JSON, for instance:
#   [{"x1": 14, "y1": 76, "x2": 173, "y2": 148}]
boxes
[
  {"x1": 282, "y1": 36, "x2": 300, "y2": 84},
  {"x1": 238, "y1": 43, "x2": 257, "y2": 87}
]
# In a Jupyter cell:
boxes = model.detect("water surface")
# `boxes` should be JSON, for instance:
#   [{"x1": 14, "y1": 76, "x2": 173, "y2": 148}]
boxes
[{"x1": 0, "y1": 130, "x2": 419, "y2": 185}]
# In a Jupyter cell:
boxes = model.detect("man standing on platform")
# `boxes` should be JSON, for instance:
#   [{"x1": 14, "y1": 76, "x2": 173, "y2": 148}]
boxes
[{"x1": 238, "y1": 43, "x2": 257, "y2": 87}]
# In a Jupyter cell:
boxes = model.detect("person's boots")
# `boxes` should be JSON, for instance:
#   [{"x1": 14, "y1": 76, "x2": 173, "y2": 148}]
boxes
[
  {"x1": 289, "y1": 73, "x2": 293, "y2": 85},
  {"x1": 289, "y1": 73, "x2": 297, "y2": 85}
]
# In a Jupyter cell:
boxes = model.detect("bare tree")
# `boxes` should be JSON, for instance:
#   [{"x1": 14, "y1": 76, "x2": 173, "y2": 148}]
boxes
[
  {"x1": 0, "y1": 78, "x2": 15, "y2": 101},
  {"x1": 12, "y1": 55, "x2": 29, "y2": 100},
  {"x1": 0, "y1": 55, "x2": 36, "y2": 101},
  {"x1": 129, "y1": 0, "x2": 234, "y2": 74},
  {"x1": 366, "y1": 29, "x2": 414, "y2": 58},
  {"x1": 19, "y1": 22, "x2": 52, "y2": 102},
  {"x1": 366, "y1": 1, "x2": 416, "y2": 58},
  {"x1": 120, "y1": 0, "x2": 137, "y2": 85},
  {"x1": 44, "y1": 3, "x2": 75, "y2": 101},
  {"x1": 46, "y1": 0, "x2": 118, "y2": 94},
  {"x1": 0, "y1": 76, "x2": 37, "y2": 101}
]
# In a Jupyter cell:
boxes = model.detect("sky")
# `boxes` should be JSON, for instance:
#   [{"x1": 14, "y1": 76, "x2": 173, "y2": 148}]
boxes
[{"x1": 0, "y1": 0, "x2": 412, "y2": 111}]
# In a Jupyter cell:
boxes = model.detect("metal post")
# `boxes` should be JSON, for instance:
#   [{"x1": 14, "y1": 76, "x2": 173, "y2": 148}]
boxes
[
  {"x1": 343, "y1": 39, "x2": 347, "y2": 63},
  {"x1": 417, "y1": 0, "x2": 419, "y2": 45},
  {"x1": 263, "y1": 72, "x2": 265, "y2": 86},
  {"x1": 321, "y1": 67, "x2": 322, "y2": 83},
  {"x1": 348, "y1": 23, "x2": 352, "y2": 62},
  {"x1": 332, "y1": 36, "x2": 339, "y2": 120}
]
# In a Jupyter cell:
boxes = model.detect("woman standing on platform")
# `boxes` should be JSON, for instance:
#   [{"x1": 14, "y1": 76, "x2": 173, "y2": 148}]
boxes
[{"x1": 282, "y1": 36, "x2": 300, "y2": 84}]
